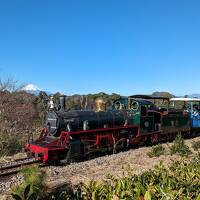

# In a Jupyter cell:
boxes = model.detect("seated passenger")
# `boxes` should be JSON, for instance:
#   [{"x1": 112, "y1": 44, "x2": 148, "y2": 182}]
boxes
[
  {"x1": 182, "y1": 105, "x2": 188, "y2": 112},
  {"x1": 193, "y1": 105, "x2": 199, "y2": 116}
]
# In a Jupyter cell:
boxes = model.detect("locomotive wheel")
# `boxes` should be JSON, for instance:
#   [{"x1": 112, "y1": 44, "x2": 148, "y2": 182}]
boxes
[
  {"x1": 63, "y1": 144, "x2": 84, "y2": 164},
  {"x1": 151, "y1": 133, "x2": 158, "y2": 145},
  {"x1": 144, "y1": 136, "x2": 151, "y2": 146},
  {"x1": 113, "y1": 138, "x2": 128, "y2": 153},
  {"x1": 63, "y1": 148, "x2": 73, "y2": 164}
]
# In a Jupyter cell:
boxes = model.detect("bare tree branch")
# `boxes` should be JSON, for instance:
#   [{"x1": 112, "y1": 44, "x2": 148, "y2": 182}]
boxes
[{"x1": 0, "y1": 77, "x2": 26, "y2": 92}]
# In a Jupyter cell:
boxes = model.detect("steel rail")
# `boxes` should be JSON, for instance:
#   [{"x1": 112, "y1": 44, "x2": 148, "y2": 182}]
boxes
[{"x1": 0, "y1": 158, "x2": 40, "y2": 177}]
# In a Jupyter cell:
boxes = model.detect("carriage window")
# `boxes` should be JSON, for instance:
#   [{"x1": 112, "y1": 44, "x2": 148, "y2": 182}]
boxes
[
  {"x1": 130, "y1": 101, "x2": 139, "y2": 110},
  {"x1": 115, "y1": 101, "x2": 121, "y2": 110},
  {"x1": 120, "y1": 104, "x2": 126, "y2": 109}
]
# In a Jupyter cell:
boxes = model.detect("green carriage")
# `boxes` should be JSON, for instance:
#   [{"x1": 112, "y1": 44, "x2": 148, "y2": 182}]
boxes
[{"x1": 113, "y1": 95, "x2": 191, "y2": 141}]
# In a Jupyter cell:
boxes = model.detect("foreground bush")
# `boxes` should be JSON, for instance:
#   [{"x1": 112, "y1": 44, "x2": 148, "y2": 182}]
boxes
[
  {"x1": 192, "y1": 141, "x2": 200, "y2": 151},
  {"x1": 12, "y1": 166, "x2": 46, "y2": 200},
  {"x1": 147, "y1": 144, "x2": 165, "y2": 158},
  {"x1": 0, "y1": 133, "x2": 26, "y2": 157},
  {"x1": 48, "y1": 155, "x2": 200, "y2": 200},
  {"x1": 170, "y1": 134, "x2": 192, "y2": 157}
]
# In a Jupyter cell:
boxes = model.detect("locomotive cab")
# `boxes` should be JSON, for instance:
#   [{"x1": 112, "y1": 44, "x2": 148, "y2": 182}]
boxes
[
  {"x1": 113, "y1": 95, "x2": 163, "y2": 133},
  {"x1": 130, "y1": 99, "x2": 162, "y2": 133}
]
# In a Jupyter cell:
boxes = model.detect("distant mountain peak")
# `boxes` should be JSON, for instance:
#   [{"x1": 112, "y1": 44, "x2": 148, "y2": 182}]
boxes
[
  {"x1": 21, "y1": 84, "x2": 52, "y2": 96},
  {"x1": 21, "y1": 84, "x2": 41, "y2": 91}
]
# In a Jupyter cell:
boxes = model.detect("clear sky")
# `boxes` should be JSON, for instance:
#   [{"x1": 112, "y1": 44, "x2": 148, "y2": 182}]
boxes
[{"x1": 0, "y1": 0, "x2": 200, "y2": 95}]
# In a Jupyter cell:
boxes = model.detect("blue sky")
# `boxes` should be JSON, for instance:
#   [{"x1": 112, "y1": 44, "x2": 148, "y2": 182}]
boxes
[{"x1": 0, "y1": 0, "x2": 200, "y2": 95}]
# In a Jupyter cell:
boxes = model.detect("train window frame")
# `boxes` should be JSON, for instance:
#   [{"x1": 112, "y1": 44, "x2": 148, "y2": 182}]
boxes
[
  {"x1": 114, "y1": 101, "x2": 122, "y2": 110},
  {"x1": 130, "y1": 101, "x2": 139, "y2": 111}
]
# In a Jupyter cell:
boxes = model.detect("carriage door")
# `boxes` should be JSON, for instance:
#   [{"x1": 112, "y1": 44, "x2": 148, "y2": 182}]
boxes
[{"x1": 140, "y1": 105, "x2": 154, "y2": 133}]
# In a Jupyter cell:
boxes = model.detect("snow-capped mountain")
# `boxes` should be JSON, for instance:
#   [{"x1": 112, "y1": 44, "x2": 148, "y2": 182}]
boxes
[
  {"x1": 21, "y1": 84, "x2": 41, "y2": 91},
  {"x1": 21, "y1": 84, "x2": 41, "y2": 95},
  {"x1": 21, "y1": 84, "x2": 51, "y2": 95}
]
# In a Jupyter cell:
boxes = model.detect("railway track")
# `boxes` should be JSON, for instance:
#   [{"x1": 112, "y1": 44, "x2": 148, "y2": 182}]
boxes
[{"x1": 0, "y1": 158, "x2": 40, "y2": 177}]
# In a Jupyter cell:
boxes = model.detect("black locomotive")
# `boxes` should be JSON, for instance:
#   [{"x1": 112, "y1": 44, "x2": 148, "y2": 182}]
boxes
[{"x1": 46, "y1": 96, "x2": 130, "y2": 136}]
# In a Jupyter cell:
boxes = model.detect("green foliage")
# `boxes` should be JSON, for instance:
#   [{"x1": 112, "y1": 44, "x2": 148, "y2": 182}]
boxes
[
  {"x1": 192, "y1": 141, "x2": 200, "y2": 151},
  {"x1": 33, "y1": 91, "x2": 48, "y2": 124},
  {"x1": 12, "y1": 184, "x2": 37, "y2": 200},
  {"x1": 147, "y1": 144, "x2": 165, "y2": 158},
  {"x1": 170, "y1": 134, "x2": 192, "y2": 157},
  {"x1": 12, "y1": 166, "x2": 46, "y2": 199},
  {"x1": 47, "y1": 154, "x2": 200, "y2": 200},
  {"x1": 0, "y1": 133, "x2": 25, "y2": 156}
]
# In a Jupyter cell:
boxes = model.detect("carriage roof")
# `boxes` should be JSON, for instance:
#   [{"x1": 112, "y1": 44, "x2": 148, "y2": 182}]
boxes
[
  {"x1": 129, "y1": 94, "x2": 170, "y2": 100},
  {"x1": 170, "y1": 98, "x2": 200, "y2": 102}
]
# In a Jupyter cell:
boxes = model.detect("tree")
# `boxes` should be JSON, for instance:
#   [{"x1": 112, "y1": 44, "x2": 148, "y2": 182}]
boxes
[{"x1": 0, "y1": 77, "x2": 25, "y2": 92}]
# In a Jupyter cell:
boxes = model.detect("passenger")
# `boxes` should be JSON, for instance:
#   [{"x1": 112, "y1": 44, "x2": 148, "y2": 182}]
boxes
[
  {"x1": 193, "y1": 105, "x2": 199, "y2": 116},
  {"x1": 182, "y1": 105, "x2": 188, "y2": 112}
]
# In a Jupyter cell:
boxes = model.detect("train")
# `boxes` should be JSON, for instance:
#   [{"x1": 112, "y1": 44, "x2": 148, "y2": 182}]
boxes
[{"x1": 25, "y1": 95, "x2": 200, "y2": 164}]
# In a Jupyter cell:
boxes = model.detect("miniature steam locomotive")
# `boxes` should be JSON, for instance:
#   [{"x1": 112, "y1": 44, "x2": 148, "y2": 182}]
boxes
[
  {"x1": 25, "y1": 95, "x2": 200, "y2": 164},
  {"x1": 46, "y1": 97, "x2": 130, "y2": 136}
]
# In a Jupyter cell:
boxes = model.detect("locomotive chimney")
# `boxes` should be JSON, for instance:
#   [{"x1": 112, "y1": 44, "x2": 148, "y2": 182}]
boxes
[{"x1": 59, "y1": 95, "x2": 66, "y2": 110}]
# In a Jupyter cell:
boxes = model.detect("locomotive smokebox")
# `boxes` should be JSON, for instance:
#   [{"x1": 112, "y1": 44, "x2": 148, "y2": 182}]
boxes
[{"x1": 59, "y1": 95, "x2": 66, "y2": 110}]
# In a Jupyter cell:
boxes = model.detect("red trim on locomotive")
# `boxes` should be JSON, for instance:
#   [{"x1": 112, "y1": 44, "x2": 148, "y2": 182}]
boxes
[{"x1": 25, "y1": 125, "x2": 142, "y2": 163}]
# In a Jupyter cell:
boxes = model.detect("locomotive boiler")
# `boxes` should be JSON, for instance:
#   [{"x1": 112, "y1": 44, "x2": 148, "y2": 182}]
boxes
[{"x1": 46, "y1": 96, "x2": 130, "y2": 136}]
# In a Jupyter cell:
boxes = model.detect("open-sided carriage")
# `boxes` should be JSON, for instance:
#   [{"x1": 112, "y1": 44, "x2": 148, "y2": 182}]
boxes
[{"x1": 170, "y1": 97, "x2": 200, "y2": 135}]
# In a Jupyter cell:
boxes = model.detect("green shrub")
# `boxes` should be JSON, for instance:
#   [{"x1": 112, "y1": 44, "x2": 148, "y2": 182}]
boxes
[
  {"x1": 12, "y1": 166, "x2": 46, "y2": 199},
  {"x1": 12, "y1": 184, "x2": 37, "y2": 200},
  {"x1": 0, "y1": 133, "x2": 24, "y2": 157},
  {"x1": 147, "y1": 144, "x2": 165, "y2": 158},
  {"x1": 192, "y1": 141, "x2": 200, "y2": 151},
  {"x1": 170, "y1": 134, "x2": 192, "y2": 157}
]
